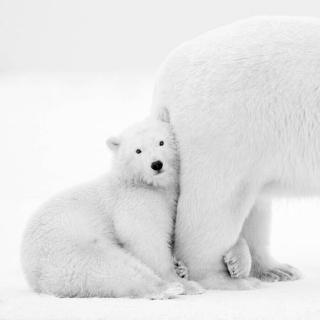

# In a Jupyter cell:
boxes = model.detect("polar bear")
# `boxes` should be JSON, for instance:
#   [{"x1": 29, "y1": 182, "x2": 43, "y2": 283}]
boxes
[
  {"x1": 21, "y1": 116, "x2": 203, "y2": 298},
  {"x1": 151, "y1": 16, "x2": 315, "y2": 289}
]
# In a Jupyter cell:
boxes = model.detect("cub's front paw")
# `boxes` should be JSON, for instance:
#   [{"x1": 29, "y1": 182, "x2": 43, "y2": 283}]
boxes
[
  {"x1": 174, "y1": 258, "x2": 189, "y2": 279},
  {"x1": 180, "y1": 279, "x2": 205, "y2": 295},
  {"x1": 147, "y1": 282, "x2": 185, "y2": 300},
  {"x1": 199, "y1": 274, "x2": 262, "y2": 290}
]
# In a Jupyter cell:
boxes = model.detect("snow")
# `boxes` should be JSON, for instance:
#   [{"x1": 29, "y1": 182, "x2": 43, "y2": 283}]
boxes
[
  {"x1": 2, "y1": 261, "x2": 320, "y2": 320},
  {"x1": 1, "y1": 72, "x2": 320, "y2": 320}
]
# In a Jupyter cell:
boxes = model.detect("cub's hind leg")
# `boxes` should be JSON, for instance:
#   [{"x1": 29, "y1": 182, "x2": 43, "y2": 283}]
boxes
[
  {"x1": 22, "y1": 235, "x2": 184, "y2": 299},
  {"x1": 81, "y1": 244, "x2": 185, "y2": 299},
  {"x1": 224, "y1": 237, "x2": 252, "y2": 279}
]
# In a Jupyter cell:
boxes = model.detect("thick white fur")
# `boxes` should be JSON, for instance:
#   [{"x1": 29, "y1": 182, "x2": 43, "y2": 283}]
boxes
[
  {"x1": 21, "y1": 118, "x2": 202, "y2": 298},
  {"x1": 152, "y1": 16, "x2": 317, "y2": 289}
]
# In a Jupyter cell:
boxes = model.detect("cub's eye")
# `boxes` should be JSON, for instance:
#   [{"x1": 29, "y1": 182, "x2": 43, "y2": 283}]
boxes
[
  {"x1": 159, "y1": 141, "x2": 164, "y2": 146},
  {"x1": 136, "y1": 149, "x2": 142, "y2": 154}
]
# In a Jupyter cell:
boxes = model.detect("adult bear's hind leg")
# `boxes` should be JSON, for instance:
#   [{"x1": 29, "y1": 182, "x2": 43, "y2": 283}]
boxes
[{"x1": 242, "y1": 199, "x2": 302, "y2": 282}]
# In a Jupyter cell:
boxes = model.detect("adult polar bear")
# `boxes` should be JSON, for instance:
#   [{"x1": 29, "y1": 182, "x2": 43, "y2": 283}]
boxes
[{"x1": 152, "y1": 16, "x2": 318, "y2": 289}]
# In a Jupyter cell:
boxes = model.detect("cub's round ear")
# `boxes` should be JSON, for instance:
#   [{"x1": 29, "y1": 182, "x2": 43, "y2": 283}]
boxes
[
  {"x1": 106, "y1": 136, "x2": 121, "y2": 151},
  {"x1": 158, "y1": 107, "x2": 170, "y2": 123}
]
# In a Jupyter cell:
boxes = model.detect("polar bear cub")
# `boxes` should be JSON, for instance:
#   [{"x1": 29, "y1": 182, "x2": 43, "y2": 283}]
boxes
[
  {"x1": 224, "y1": 237, "x2": 252, "y2": 279},
  {"x1": 21, "y1": 115, "x2": 203, "y2": 299}
]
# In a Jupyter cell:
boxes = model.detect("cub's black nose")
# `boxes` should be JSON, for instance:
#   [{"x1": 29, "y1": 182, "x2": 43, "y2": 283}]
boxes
[{"x1": 151, "y1": 160, "x2": 163, "y2": 171}]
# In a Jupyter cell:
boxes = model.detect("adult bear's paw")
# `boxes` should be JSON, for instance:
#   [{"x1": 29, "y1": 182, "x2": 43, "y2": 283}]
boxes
[{"x1": 252, "y1": 263, "x2": 302, "y2": 282}]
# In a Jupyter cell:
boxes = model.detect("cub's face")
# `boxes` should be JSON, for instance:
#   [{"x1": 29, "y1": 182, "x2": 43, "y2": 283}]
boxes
[{"x1": 107, "y1": 119, "x2": 178, "y2": 187}]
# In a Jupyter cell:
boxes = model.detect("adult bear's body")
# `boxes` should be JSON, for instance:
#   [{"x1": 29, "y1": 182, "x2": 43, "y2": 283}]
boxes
[{"x1": 152, "y1": 16, "x2": 317, "y2": 289}]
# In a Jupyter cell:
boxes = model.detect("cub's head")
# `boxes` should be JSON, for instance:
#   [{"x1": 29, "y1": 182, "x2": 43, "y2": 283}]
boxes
[{"x1": 107, "y1": 115, "x2": 178, "y2": 188}]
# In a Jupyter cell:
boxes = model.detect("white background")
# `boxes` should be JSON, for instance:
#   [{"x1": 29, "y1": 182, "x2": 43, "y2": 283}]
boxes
[
  {"x1": 1, "y1": 1, "x2": 320, "y2": 319},
  {"x1": 2, "y1": 0, "x2": 320, "y2": 72}
]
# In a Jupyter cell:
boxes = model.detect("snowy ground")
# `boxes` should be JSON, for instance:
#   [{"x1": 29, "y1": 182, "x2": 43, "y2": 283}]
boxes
[{"x1": 1, "y1": 73, "x2": 320, "y2": 320}]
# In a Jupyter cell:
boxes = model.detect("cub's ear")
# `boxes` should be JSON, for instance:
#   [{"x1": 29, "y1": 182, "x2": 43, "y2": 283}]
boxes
[
  {"x1": 106, "y1": 136, "x2": 121, "y2": 151},
  {"x1": 158, "y1": 107, "x2": 170, "y2": 123}
]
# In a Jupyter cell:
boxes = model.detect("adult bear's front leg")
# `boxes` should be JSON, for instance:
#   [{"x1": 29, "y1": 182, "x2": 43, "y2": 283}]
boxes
[{"x1": 174, "y1": 152, "x2": 262, "y2": 290}]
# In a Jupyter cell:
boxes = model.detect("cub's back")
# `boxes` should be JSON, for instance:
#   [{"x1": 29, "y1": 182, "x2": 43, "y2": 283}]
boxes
[{"x1": 21, "y1": 175, "x2": 116, "y2": 291}]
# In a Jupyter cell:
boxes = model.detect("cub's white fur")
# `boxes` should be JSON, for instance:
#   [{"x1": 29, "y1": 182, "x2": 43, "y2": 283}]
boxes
[
  {"x1": 152, "y1": 16, "x2": 316, "y2": 289},
  {"x1": 21, "y1": 116, "x2": 202, "y2": 298}
]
